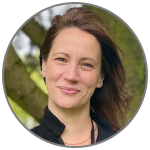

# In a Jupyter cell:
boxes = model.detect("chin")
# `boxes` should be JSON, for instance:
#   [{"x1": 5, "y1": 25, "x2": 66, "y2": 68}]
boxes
[
  {"x1": 54, "y1": 98, "x2": 80, "y2": 109},
  {"x1": 58, "y1": 101, "x2": 78, "y2": 109}
]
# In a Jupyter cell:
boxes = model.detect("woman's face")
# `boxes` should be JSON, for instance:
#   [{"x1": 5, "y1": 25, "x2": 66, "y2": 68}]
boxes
[{"x1": 42, "y1": 27, "x2": 103, "y2": 109}]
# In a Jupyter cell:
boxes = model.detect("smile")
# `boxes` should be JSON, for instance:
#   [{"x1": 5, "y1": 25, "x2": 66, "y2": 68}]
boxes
[{"x1": 58, "y1": 86, "x2": 80, "y2": 95}]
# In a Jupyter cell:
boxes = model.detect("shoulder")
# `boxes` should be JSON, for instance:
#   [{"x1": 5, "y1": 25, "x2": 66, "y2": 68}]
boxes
[
  {"x1": 97, "y1": 115, "x2": 115, "y2": 133},
  {"x1": 30, "y1": 125, "x2": 46, "y2": 137},
  {"x1": 30, "y1": 124, "x2": 59, "y2": 144},
  {"x1": 96, "y1": 122, "x2": 115, "y2": 142},
  {"x1": 31, "y1": 126, "x2": 38, "y2": 134},
  {"x1": 90, "y1": 111, "x2": 116, "y2": 142}
]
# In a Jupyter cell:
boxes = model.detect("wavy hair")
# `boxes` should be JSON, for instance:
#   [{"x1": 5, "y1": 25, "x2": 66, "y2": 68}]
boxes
[{"x1": 40, "y1": 7, "x2": 131, "y2": 132}]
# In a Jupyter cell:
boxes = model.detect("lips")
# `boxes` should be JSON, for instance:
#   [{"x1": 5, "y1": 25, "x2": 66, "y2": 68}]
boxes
[{"x1": 58, "y1": 86, "x2": 80, "y2": 95}]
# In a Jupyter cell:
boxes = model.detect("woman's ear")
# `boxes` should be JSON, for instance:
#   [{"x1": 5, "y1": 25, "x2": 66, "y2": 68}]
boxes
[
  {"x1": 96, "y1": 74, "x2": 104, "y2": 88},
  {"x1": 41, "y1": 59, "x2": 46, "y2": 78}
]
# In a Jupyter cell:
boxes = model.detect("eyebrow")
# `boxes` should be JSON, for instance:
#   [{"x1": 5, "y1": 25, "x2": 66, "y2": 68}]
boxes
[
  {"x1": 53, "y1": 52, "x2": 97, "y2": 63},
  {"x1": 53, "y1": 52, "x2": 69, "y2": 57},
  {"x1": 80, "y1": 57, "x2": 97, "y2": 63}
]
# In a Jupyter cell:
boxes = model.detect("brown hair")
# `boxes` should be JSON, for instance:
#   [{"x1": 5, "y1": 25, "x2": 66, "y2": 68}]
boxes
[{"x1": 40, "y1": 7, "x2": 130, "y2": 132}]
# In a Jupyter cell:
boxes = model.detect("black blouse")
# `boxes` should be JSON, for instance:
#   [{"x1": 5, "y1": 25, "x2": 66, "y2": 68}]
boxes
[{"x1": 31, "y1": 106, "x2": 115, "y2": 146}]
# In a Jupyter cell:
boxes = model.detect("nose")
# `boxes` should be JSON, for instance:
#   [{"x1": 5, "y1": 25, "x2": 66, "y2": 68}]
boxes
[{"x1": 63, "y1": 63, "x2": 79, "y2": 83}]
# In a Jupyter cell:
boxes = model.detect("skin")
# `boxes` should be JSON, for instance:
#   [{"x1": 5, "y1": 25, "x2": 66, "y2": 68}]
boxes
[{"x1": 42, "y1": 27, "x2": 103, "y2": 146}]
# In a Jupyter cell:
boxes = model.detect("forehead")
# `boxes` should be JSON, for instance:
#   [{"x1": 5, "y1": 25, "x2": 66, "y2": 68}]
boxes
[
  {"x1": 53, "y1": 27, "x2": 100, "y2": 46},
  {"x1": 51, "y1": 27, "x2": 101, "y2": 60}
]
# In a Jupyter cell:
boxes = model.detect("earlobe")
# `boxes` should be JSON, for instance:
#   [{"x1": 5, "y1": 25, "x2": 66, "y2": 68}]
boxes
[
  {"x1": 42, "y1": 59, "x2": 46, "y2": 77},
  {"x1": 96, "y1": 75, "x2": 104, "y2": 88},
  {"x1": 96, "y1": 80, "x2": 103, "y2": 88}
]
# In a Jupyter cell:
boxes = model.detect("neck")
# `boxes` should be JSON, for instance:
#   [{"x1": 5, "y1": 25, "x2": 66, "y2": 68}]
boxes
[{"x1": 48, "y1": 99, "x2": 93, "y2": 145}]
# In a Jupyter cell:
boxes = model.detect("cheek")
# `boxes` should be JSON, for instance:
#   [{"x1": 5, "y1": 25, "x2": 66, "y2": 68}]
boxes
[
  {"x1": 80, "y1": 72, "x2": 99, "y2": 88},
  {"x1": 46, "y1": 63, "x2": 62, "y2": 80},
  {"x1": 45, "y1": 63, "x2": 63, "y2": 96}
]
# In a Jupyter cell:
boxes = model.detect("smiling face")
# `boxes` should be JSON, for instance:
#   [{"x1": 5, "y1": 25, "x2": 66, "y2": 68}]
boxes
[{"x1": 42, "y1": 27, "x2": 103, "y2": 109}]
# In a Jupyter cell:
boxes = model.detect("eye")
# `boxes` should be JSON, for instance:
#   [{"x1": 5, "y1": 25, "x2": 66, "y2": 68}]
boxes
[
  {"x1": 81, "y1": 63, "x2": 93, "y2": 68},
  {"x1": 55, "y1": 58, "x2": 67, "y2": 62}
]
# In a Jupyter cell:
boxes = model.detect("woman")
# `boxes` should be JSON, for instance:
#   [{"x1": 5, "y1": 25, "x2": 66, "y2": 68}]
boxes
[{"x1": 31, "y1": 7, "x2": 130, "y2": 146}]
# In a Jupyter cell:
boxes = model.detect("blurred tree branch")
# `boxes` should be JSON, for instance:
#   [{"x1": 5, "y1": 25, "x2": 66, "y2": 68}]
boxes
[
  {"x1": 4, "y1": 45, "x2": 48, "y2": 122},
  {"x1": 22, "y1": 18, "x2": 46, "y2": 48}
]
